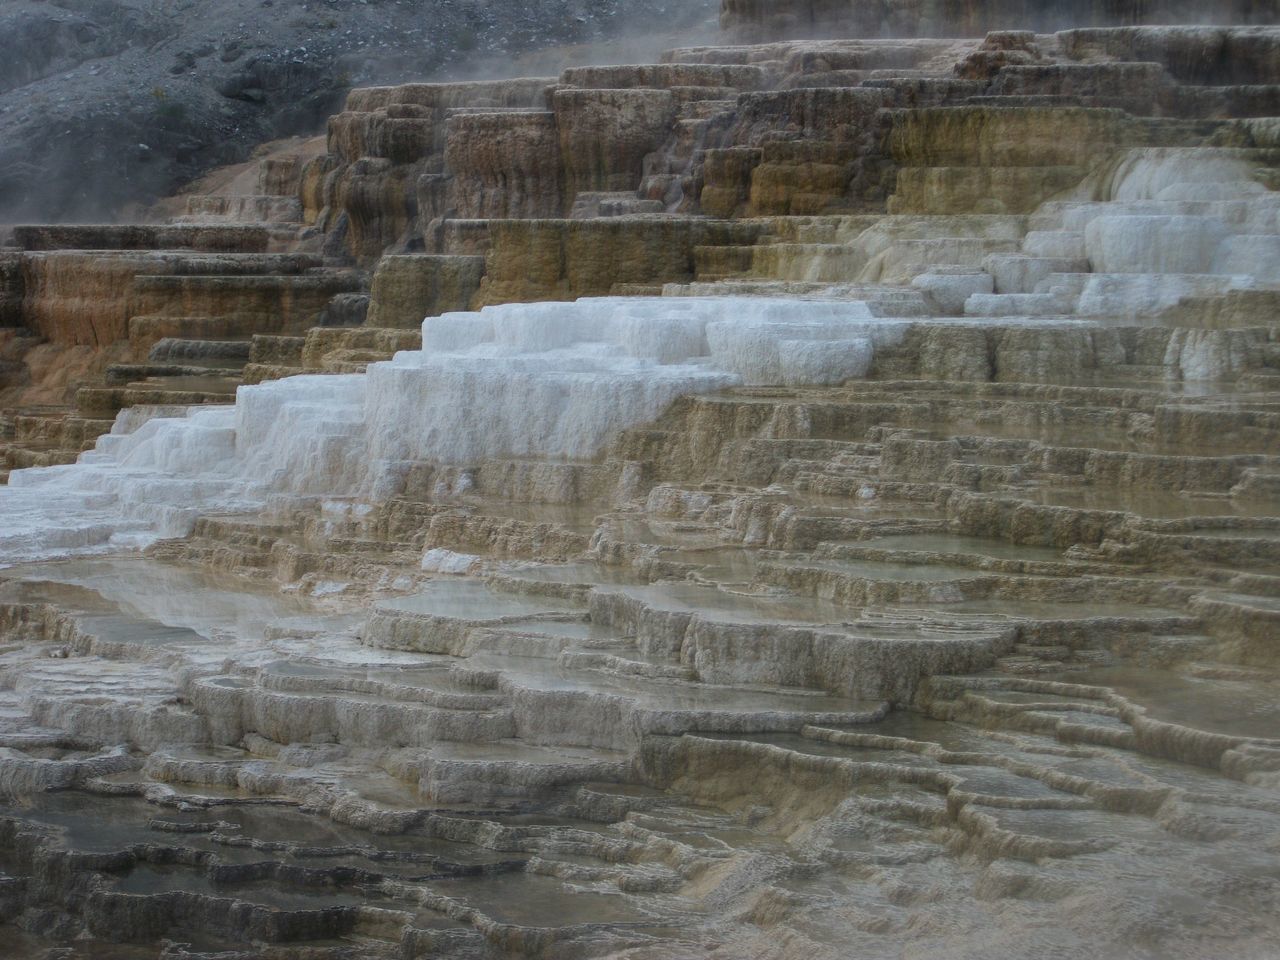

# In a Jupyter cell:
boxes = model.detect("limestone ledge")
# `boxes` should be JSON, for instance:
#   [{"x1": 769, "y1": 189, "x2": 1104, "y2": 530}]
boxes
[{"x1": 718, "y1": 0, "x2": 1279, "y2": 42}]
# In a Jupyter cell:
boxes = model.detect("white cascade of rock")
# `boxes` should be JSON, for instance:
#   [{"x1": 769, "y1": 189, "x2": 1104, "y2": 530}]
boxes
[{"x1": 0, "y1": 297, "x2": 903, "y2": 566}]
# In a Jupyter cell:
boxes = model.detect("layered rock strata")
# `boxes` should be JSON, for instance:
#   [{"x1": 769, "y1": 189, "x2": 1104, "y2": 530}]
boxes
[
  {"x1": 6, "y1": 21, "x2": 1279, "y2": 471},
  {"x1": 719, "y1": 0, "x2": 1279, "y2": 42},
  {"x1": 0, "y1": 12, "x2": 1277, "y2": 960},
  {"x1": 0, "y1": 148, "x2": 365, "y2": 477},
  {"x1": 1, "y1": 157, "x2": 1278, "y2": 954}
]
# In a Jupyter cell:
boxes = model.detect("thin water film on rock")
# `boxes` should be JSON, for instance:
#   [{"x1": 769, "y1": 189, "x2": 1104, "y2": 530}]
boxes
[{"x1": 0, "y1": 0, "x2": 1278, "y2": 957}]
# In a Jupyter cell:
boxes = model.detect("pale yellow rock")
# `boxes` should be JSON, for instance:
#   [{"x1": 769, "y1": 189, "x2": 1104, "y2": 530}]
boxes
[{"x1": 366, "y1": 255, "x2": 486, "y2": 328}]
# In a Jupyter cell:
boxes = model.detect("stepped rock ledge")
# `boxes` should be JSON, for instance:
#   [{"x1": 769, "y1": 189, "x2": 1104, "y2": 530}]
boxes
[{"x1": 0, "y1": 0, "x2": 1278, "y2": 957}]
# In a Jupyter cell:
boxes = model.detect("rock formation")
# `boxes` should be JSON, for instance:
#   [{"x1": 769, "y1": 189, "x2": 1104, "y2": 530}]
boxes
[
  {"x1": 0, "y1": 3, "x2": 1277, "y2": 958},
  {"x1": 719, "y1": 0, "x2": 1279, "y2": 41},
  {"x1": 0, "y1": 0, "x2": 720, "y2": 223}
]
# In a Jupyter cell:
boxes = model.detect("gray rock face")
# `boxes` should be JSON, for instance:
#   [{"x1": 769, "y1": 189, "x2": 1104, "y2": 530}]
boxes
[{"x1": 0, "y1": 1, "x2": 164, "y2": 96}]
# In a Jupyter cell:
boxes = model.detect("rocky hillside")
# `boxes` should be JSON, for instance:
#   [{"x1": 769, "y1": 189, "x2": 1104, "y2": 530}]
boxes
[{"x1": 0, "y1": 0, "x2": 718, "y2": 223}]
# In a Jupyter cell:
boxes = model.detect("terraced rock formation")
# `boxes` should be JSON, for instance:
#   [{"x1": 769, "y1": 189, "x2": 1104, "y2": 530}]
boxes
[
  {"x1": 0, "y1": 3, "x2": 1278, "y2": 959},
  {"x1": 718, "y1": 0, "x2": 1279, "y2": 41},
  {"x1": 0, "y1": 0, "x2": 719, "y2": 223},
  {"x1": 0, "y1": 148, "x2": 367, "y2": 479}
]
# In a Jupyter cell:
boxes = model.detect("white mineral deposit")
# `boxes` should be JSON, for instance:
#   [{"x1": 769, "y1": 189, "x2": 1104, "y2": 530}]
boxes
[{"x1": 0, "y1": 3, "x2": 1277, "y2": 958}]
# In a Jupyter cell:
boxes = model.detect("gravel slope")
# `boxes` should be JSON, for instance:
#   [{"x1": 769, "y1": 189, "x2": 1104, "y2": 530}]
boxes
[{"x1": 0, "y1": 0, "x2": 717, "y2": 222}]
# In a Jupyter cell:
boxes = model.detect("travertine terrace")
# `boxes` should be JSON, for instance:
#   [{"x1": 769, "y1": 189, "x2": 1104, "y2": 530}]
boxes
[{"x1": 0, "y1": 2, "x2": 1279, "y2": 958}]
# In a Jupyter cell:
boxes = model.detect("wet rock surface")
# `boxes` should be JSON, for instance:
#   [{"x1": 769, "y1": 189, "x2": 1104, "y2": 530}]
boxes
[{"x1": 0, "y1": 5, "x2": 1277, "y2": 959}]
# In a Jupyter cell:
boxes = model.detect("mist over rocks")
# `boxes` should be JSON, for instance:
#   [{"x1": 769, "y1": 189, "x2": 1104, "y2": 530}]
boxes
[{"x1": 0, "y1": 0, "x2": 719, "y2": 223}]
